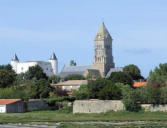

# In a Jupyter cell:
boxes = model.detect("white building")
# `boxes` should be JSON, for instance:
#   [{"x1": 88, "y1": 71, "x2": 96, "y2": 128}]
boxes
[{"x1": 10, "y1": 53, "x2": 58, "y2": 77}]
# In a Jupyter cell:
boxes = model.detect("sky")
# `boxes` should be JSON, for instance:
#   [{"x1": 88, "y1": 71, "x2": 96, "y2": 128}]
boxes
[{"x1": 0, "y1": 0, "x2": 167, "y2": 77}]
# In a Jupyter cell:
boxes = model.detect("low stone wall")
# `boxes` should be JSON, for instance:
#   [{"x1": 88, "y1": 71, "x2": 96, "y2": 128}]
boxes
[
  {"x1": 142, "y1": 104, "x2": 167, "y2": 112},
  {"x1": 73, "y1": 100, "x2": 124, "y2": 113},
  {"x1": 73, "y1": 100, "x2": 167, "y2": 113}
]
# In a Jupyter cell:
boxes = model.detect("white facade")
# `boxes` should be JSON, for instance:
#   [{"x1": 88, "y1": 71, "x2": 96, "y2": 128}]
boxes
[
  {"x1": 0, "y1": 105, "x2": 6, "y2": 113},
  {"x1": 10, "y1": 53, "x2": 58, "y2": 77}
]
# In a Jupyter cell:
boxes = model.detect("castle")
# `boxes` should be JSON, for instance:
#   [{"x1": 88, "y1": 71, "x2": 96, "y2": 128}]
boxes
[
  {"x1": 11, "y1": 22, "x2": 122, "y2": 78},
  {"x1": 11, "y1": 53, "x2": 58, "y2": 76}
]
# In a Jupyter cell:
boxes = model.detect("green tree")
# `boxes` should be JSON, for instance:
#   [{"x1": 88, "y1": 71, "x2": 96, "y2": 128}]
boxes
[
  {"x1": 49, "y1": 75, "x2": 61, "y2": 84},
  {"x1": 159, "y1": 86, "x2": 167, "y2": 104},
  {"x1": 136, "y1": 86, "x2": 153, "y2": 104},
  {"x1": 123, "y1": 64, "x2": 144, "y2": 80},
  {"x1": 70, "y1": 60, "x2": 76, "y2": 66},
  {"x1": 64, "y1": 74, "x2": 85, "y2": 81},
  {"x1": 72, "y1": 84, "x2": 89, "y2": 100},
  {"x1": 25, "y1": 65, "x2": 48, "y2": 81},
  {"x1": 108, "y1": 72, "x2": 133, "y2": 87},
  {"x1": 122, "y1": 86, "x2": 141, "y2": 112},
  {"x1": 87, "y1": 78, "x2": 111, "y2": 99},
  {"x1": 148, "y1": 63, "x2": 167, "y2": 87},
  {"x1": 24, "y1": 79, "x2": 52, "y2": 99},
  {"x1": 98, "y1": 83, "x2": 122, "y2": 100},
  {"x1": 0, "y1": 69, "x2": 16, "y2": 88},
  {"x1": 0, "y1": 64, "x2": 15, "y2": 73}
]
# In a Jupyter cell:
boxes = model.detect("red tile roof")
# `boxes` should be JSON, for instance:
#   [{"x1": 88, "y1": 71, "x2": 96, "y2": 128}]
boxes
[
  {"x1": 0, "y1": 99, "x2": 21, "y2": 105},
  {"x1": 133, "y1": 82, "x2": 147, "y2": 87}
]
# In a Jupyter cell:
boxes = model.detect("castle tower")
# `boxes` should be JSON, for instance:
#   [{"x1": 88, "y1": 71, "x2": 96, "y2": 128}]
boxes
[
  {"x1": 11, "y1": 53, "x2": 19, "y2": 73},
  {"x1": 93, "y1": 22, "x2": 115, "y2": 77},
  {"x1": 49, "y1": 52, "x2": 58, "y2": 75}
]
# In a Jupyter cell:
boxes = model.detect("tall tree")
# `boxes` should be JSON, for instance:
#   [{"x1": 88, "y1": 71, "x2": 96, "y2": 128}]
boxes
[
  {"x1": 108, "y1": 72, "x2": 133, "y2": 87},
  {"x1": 123, "y1": 64, "x2": 144, "y2": 80},
  {"x1": 25, "y1": 65, "x2": 48, "y2": 80},
  {"x1": 148, "y1": 63, "x2": 167, "y2": 87},
  {"x1": 0, "y1": 69, "x2": 16, "y2": 88}
]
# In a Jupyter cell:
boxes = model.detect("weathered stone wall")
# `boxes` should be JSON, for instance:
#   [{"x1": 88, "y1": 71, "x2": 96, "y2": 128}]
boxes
[
  {"x1": 73, "y1": 100, "x2": 124, "y2": 113},
  {"x1": 73, "y1": 100, "x2": 167, "y2": 113},
  {"x1": 142, "y1": 104, "x2": 167, "y2": 112}
]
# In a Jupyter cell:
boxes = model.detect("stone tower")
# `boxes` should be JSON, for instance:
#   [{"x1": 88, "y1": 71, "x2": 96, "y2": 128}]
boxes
[
  {"x1": 93, "y1": 22, "x2": 115, "y2": 77},
  {"x1": 49, "y1": 52, "x2": 58, "y2": 74},
  {"x1": 11, "y1": 53, "x2": 19, "y2": 72}
]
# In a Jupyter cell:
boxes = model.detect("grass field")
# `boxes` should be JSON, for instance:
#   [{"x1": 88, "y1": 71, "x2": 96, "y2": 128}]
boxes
[
  {"x1": 0, "y1": 107, "x2": 167, "y2": 124},
  {"x1": 56, "y1": 123, "x2": 167, "y2": 128}
]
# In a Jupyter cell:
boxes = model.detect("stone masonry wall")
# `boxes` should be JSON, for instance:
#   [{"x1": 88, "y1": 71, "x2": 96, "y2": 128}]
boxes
[
  {"x1": 73, "y1": 100, "x2": 167, "y2": 113},
  {"x1": 141, "y1": 104, "x2": 167, "y2": 112},
  {"x1": 73, "y1": 100, "x2": 124, "y2": 113}
]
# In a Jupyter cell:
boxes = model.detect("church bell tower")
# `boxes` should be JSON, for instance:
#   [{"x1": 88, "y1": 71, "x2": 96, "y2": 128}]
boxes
[{"x1": 93, "y1": 22, "x2": 115, "y2": 77}]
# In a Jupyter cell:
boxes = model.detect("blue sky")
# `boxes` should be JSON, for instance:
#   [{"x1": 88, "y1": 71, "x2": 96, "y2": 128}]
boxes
[{"x1": 0, "y1": 0, "x2": 167, "y2": 77}]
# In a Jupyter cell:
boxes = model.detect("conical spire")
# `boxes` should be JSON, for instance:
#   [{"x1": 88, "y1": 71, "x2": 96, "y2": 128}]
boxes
[
  {"x1": 12, "y1": 53, "x2": 19, "y2": 61},
  {"x1": 50, "y1": 52, "x2": 57, "y2": 60},
  {"x1": 94, "y1": 22, "x2": 112, "y2": 41}
]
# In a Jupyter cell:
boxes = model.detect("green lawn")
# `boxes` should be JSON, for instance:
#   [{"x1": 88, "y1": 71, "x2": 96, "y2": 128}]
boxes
[
  {"x1": 0, "y1": 107, "x2": 167, "y2": 123},
  {"x1": 56, "y1": 123, "x2": 167, "y2": 128}
]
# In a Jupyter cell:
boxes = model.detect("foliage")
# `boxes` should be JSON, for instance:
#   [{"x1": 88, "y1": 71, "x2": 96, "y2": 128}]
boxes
[
  {"x1": 64, "y1": 74, "x2": 85, "y2": 81},
  {"x1": 44, "y1": 96, "x2": 75, "y2": 107},
  {"x1": 87, "y1": 78, "x2": 108, "y2": 99},
  {"x1": 72, "y1": 84, "x2": 89, "y2": 100},
  {"x1": 70, "y1": 60, "x2": 76, "y2": 66},
  {"x1": 98, "y1": 83, "x2": 122, "y2": 100},
  {"x1": 148, "y1": 63, "x2": 167, "y2": 87},
  {"x1": 23, "y1": 79, "x2": 52, "y2": 99},
  {"x1": 0, "y1": 69, "x2": 16, "y2": 88},
  {"x1": 108, "y1": 72, "x2": 133, "y2": 87},
  {"x1": 160, "y1": 86, "x2": 167, "y2": 104},
  {"x1": 0, "y1": 64, "x2": 15, "y2": 73},
  {"x1": 87, "y1": 78, "x2": 123, "y2": 100},
  {"x1": 0, "y1": 86, "x2": 25, "y2": 99},
  {"x1": 49, "y1": 75, "x2": 61, "y2": 84},
  {"x1": 25, "y1": 65, "x2": 48, "y2": 81},
  {"x1": 136, "y1": 86, "x2": 153, "y2": 104},
  {"x1": 15, "y1": 73, "x2": 26, "y2": 84},
  {"x1": 123, "y1": 64, "x2": 144, "y2": 80},
  {"x1": 122, "y1": 86, "x2": 141, "y2": 112}
]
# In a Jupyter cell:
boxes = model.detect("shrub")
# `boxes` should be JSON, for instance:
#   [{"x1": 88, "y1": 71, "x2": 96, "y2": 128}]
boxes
[
  {"x1": 122, "y1": 86, "x2": 141, "y2": 112},
  {"x1": 72, "y1": 84, "x2": 89, "y2": 100}
]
